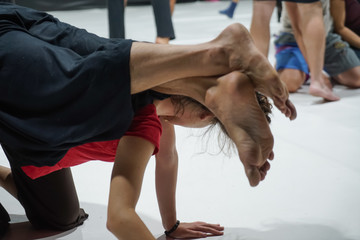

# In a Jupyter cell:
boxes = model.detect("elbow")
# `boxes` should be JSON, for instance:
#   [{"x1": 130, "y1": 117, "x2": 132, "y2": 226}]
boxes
[
  {"x1": 333, "y1": 25, "x2": 345, "y2": 35},
  {"x1": 106, "y1": 213, "x2": 119, "y2": 234},
  {"x1": 106, "y1": 209, "x2": 130, "y2": 236},
  {"x1": 106, "y1": 215, "x2": 116, "y2": 234}
]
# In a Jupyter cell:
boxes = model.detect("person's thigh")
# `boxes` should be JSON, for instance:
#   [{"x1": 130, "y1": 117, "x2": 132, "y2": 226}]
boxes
[
  {"x1": 324, "y1": 33, "x2": 360, "y2": 81},
  {"x1": 275, "y1": 34, "x2": 309, "y2": 74},
  {"x1": 351, "y1": 47, "x2": 360, "y2": 60},
  {"x1": 4, "y1": 4, "x2": 110, "y2": 55},
  {"x1": 334, "y1": 66, "x2": 360, "y2": 88},
  {"x1": 275, "y1": 34, "x2": 308, "y2": 91},
  {"x1": 253, "y1": 0, "x2": 277, "y2": 14},
  {"x1": 8, "y1": 161, "x2": 88, "y2": 230},
  {"x1": 284, "y1": 1, "x2": 322, "y2": 33},
  {"x1": 0, "y1": 29, "x2": 133, "y2": 164}
]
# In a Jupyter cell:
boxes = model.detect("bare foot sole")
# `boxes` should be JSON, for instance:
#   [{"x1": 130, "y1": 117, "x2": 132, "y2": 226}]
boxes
[
  {"x1": 205, "y1": 71, "x2": 274, "y2": 186},
  {"x1": 211, "y1": 23, "x2": 297, "y2": 120}
]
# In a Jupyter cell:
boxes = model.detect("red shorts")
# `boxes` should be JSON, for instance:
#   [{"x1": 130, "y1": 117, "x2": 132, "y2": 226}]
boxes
[{"x1": 22, "y1": 104, "x2": 162, "y2": 179}]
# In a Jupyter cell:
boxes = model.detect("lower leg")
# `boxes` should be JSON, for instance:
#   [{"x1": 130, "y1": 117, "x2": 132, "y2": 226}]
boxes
[
  {"x1": 152, "y1": 0, "x2": 175, "y2": 44},
  {"x1": 130, "y1": 24, "x2": 251, "y2": 93},
  {"x1": 107, "y1": 0, "x2": 125, "y2": 38},
  {"x1": 250, "y1": 1, "x2": 276, "y2": 57},
  {"x1": 130, "y1": 23, "x2": 296, "y2": 120},
  {"x1": 5, "y1": 164, "x2": 88, "y2": 231},
  {"x1": 285, "y1": 2, "x2": 339, "y2": 101},
  {"x1": 334, "y1": 66, "x2": 360, "y2": 88}
]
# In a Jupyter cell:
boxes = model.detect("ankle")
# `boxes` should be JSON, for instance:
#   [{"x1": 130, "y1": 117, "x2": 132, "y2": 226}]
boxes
[
  {"x1": 0, "y1": 166, "x2": 11, "y2": 185},
  {"x1": 155, "y1": 37, "x2": 170, "y2": 44}
]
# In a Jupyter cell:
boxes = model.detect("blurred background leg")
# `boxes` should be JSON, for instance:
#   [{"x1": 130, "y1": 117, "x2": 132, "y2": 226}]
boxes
[{"x1": 108, "y1": 0, "x2": 125, "y2": 38}]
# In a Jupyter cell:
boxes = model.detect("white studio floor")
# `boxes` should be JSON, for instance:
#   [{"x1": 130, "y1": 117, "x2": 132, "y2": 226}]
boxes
[{"x1": 1, "y1": 1, "x2": 360, "y2": 239}]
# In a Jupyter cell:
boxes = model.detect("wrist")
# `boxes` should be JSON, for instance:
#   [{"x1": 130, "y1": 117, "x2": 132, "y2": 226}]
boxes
[
  {"x1": 164, "y1": 220, "x2": 180, "y2": 237},
  {"x1": 163, "y1": 216, "x2": 177, "y2": 230}
]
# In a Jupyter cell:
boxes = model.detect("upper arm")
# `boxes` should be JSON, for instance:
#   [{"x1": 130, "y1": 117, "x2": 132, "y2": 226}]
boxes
[
  {"x1": 109, "y1": 136, "x2": 155, "y2": 211},
  {"x1": 330, "y1": 0, "x2": 346, "y2": 32}
]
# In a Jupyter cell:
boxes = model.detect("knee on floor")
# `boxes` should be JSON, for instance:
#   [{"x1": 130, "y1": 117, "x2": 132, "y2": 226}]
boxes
[
  {"x1": 349, "y1": 78, "x2": 360, "y2": 88},
  {"x1": 337, "y1": 67, "x2": 360, "y2": 88},
  {"x1": 29, "y1": 206, "x2": 88, "y2": 231},
  {"x1": 278, "y1": 69, "x2": 305, "y2": 93},
  {"x1": 348, "y1": 71, "x2": 360, "y2": 88}
]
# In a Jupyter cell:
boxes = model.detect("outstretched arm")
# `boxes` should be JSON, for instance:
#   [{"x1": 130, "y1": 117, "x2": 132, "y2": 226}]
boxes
[
  {"x1": 107, "y1": 136, "x2": 156, "y2": 240},
  {"x1": 330, "y1": 0, "x2": 360, "y2": 49},
  {"x1": 155, "y1": 119, "x2": 224, "y2": 238}
]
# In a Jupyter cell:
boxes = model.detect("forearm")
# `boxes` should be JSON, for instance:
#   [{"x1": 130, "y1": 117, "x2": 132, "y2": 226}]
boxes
[
  {"x1": 155, "y1": 120, "x2": 179, "y2": 230},
  {"x1": 329, "y1": 0, "x2": 360, "y2": 49},
  {"x1": 108, "y1": 174, "x2": 156, "y2": 240},
  {"x1": 337, "y1": 27, "x2": 360, "y2": 49},
  {"x1": 108, "y1": 136, "x2": 156, "y2": 240},
  {"x1": 156, "y1": 157, "x2": 178, "y2": 229}
]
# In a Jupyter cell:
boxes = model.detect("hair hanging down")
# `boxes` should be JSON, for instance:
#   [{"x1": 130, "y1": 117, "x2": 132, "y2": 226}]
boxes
[{"x1": 255, "y1": 92, "x2": 272, "y2": 123}]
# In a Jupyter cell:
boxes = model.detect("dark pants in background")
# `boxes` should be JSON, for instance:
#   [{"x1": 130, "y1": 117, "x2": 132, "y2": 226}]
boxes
[{"x1": 107, "y1": 0, "x2": 175, "y2": 40}]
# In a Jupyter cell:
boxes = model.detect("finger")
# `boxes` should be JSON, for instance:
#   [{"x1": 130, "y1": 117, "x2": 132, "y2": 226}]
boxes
[
  {"x1": 194, "y1": 226, "x2": 224, "y2": 236},
  {"x1": 203, "y1": 224, "x2": 224, "y2": 231},
  {"x1": 189, "y1": 222, "x2": 224, "y2": 232},
  {"x1": 182, "y1": 230, "x2": 208, "y2": 239},
  {"x1": 198, "y1": 223, "x2": 224, "y2": 232}
]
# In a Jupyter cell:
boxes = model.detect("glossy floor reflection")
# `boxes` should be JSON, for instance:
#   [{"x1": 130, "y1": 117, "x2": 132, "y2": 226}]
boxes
[{"x1": 1, "y1": 1, "x2": 360, "y2": 239}]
